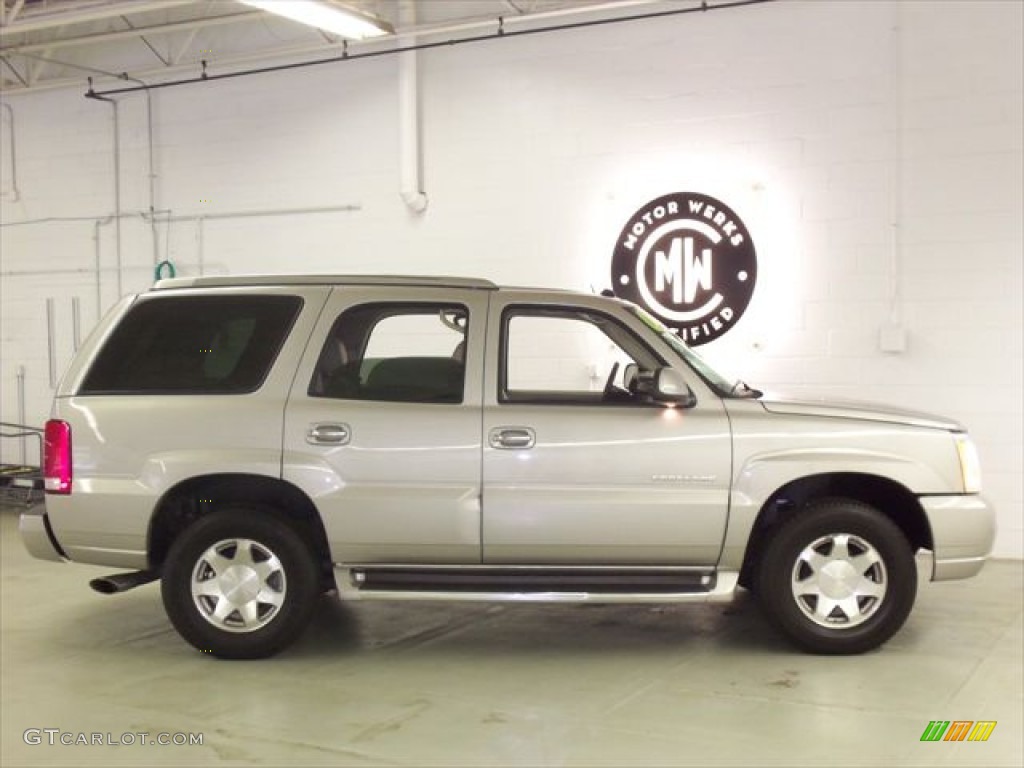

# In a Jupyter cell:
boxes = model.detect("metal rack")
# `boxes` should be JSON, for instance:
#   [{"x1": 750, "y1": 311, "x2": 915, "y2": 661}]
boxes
[{"x1": 0, "y1": 423, "x2": 44, "y2": 507}]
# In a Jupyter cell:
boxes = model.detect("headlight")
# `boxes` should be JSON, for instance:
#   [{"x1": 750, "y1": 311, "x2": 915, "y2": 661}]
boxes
[{"x1": 954, "y1": 434, "x2": 982, "y2": 493}]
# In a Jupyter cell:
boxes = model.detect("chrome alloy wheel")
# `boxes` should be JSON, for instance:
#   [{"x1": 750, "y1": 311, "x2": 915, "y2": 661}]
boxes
[
  {"x1": 190, "y1": 538, "x2": 287, "y2": 633},
  {"x1": 790, "y1": 533, "x2": 887, "y2": 629}
]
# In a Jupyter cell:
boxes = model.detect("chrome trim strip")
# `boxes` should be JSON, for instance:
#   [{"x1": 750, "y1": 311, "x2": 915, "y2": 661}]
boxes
[
  {"x1": 336, "y1": 569, "x2": 739, "y2": 604},
  {"x1": 335, "y1": 563, "x2": 714, "y2": 572}
]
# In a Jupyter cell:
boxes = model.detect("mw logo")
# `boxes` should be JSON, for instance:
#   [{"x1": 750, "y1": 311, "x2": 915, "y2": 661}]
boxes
[
  {"x1": 920, "y1": 720, "x2": 997, "y2": 742},
  {"x1": 655, "y1": 236, "x2": 712, "y2": 304}
]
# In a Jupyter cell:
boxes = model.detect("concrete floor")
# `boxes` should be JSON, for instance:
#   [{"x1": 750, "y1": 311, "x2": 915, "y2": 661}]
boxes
[{"x1": 1, "y1": 505, "x2": 1021, "y2": 768}]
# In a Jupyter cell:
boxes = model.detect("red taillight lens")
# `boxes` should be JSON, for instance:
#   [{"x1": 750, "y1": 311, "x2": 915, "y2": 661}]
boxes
[{"x1": 44, "y1": 419, "x2": 72, "y2": 494}]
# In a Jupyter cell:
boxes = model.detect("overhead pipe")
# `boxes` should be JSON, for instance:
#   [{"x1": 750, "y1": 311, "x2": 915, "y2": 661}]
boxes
[
  {"x1": 398, "y1": 1, "x2": 427, "y2": 214},
  {"x1": 83, "y1": 0, "x2": 773, "y2": 97}
]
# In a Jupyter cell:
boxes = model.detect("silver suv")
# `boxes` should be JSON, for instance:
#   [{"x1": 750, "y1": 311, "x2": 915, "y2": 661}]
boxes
[{"x1": 21, "y1": 275, "x2": 995, "y2": 658}]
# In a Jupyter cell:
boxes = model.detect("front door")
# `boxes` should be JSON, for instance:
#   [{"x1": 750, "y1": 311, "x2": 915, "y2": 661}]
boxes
[
  {"x1": 482, "y1": 294, "x2": 731, "y2": 565},
  {"x1": 283, "y1": 286, "x2": 489, "y2": 564}
]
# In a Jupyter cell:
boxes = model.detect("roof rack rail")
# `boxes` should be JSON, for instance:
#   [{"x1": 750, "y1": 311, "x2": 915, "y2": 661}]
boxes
[{"x1": 154, "y1": 274, "x2": 498, "y2": 290}]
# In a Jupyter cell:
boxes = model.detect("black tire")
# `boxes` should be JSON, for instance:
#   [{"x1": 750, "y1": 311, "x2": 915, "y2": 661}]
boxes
[
  {"x1": 161, "y1": 508, "x2": 319, "y2": 659},
  {"x1": 757, "y1": 498, "x2": 917, "y2": 655}
]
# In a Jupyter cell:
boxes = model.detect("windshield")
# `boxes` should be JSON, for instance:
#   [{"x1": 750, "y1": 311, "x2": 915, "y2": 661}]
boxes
[{"x1": 625, "y1": 304, "x2": 750, "y2": 396}]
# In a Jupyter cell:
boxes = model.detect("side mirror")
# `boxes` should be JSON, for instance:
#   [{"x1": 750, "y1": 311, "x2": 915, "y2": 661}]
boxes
[
  {"x1": 623, "y1": 363, "x2": 639, "y2": 393},
  {"x1": 636, "y1": 367, "x2": 697, "y2": 407}
]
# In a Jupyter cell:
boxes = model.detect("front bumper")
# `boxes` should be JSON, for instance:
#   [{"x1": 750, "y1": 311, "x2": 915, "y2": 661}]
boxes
[
  {"x1": 19, "y1": 504, "x2": 66, "y2": 563},
  {"x1": 920, "y1": 494, "x2": 995, "y2": 581}
]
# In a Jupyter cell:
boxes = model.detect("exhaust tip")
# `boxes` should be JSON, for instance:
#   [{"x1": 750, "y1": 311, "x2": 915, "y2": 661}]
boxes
[
  {"x1": 89, "y1": 577, "x2": 122, "y2": 594},
  {"x1": 89, "y1": 570, "x2": 159, "y2": 594}
]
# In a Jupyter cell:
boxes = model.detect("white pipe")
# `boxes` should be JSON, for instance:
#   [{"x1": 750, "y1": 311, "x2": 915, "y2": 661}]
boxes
[
  {"x1": 887, "y1": 1, "x2": 904, "y2": 328},
  {"x1": 198, "y1": 216, "x2": 205, "y2": 276},
  {"x1": 93, "y1": 216, "x2": 113, "y2": 321},
  {"x1": 85, "y1": 94, "x2": 124, "y2": 298},
  {"x1": 71, "y1": 296, "x2": 81, "y2": 352},
  {"x1": 399, "y1": 1, "x2": 427, "y2": 214},
  {"x1": 1, "y1": 102, "x2": 21, "y2": 201},
  {"x1": 45, "y1": 298, "x2": 56, "y2": 389},
  {"x1": 125, "y1": 77, "x2": 160, "y2": 269},
  {"x1": 16, "y1": 366, "x2": 26, "y2": 464},
  {"x1": 158, "y1": 204, "x2": 360, "y2": 222}
]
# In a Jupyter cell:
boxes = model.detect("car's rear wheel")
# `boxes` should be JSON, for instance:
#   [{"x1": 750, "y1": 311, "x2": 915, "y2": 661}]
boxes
[
  {"x1": 757, "y1": 498, "x2": 917, "y2": 654},
  {"x1": 161, "y1": 508, "x2": 318, "y2": 659}
]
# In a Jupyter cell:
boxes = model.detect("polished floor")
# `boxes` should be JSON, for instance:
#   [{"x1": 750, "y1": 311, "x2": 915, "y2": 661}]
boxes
[{"x1": 1, "y1": 505, "x2": 1021, "y2": 767}]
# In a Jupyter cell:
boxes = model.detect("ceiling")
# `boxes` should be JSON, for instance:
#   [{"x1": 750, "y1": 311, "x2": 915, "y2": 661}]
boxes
[{"x1": 0, "y1": 0, "x2": 675, "y2": 94}]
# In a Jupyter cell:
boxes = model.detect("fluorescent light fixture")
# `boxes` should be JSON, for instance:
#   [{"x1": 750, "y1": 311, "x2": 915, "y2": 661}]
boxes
[{"x1": 239, "y1": 0, "x2": 393, "y2": 40}]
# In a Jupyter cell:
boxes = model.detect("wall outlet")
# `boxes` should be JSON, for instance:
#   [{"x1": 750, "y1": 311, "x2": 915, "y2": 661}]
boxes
[{"x1": 879, "y1": 324, "x2": 907, "y2": 354}]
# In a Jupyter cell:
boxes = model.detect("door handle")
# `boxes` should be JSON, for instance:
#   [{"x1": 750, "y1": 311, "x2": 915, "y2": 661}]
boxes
[
  {"x1": 489, "y1": 427, "x2": 536, "y2": 450},
  {"x1": 307, "y1": 422, "x2": 351, "y2": 446}
]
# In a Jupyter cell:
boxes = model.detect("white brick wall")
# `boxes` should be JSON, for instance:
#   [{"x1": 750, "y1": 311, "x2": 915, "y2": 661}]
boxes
[{"x1": 1, "y1": 0, "x2": 1020, "y2": 556}]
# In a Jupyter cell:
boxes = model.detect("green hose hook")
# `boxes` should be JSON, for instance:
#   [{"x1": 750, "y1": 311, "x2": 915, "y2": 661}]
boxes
[{"x1": 154, "y1": 260, "x2": 176, "y2": 281}]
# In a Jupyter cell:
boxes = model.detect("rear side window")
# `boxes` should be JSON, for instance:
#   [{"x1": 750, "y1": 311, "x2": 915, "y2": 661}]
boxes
[
  {"x1": 309, "y1": 303, "x2": 467, "y2": 404},
  {"x1": 80, "y1": 295, "x2": 302, "y2": 394}
]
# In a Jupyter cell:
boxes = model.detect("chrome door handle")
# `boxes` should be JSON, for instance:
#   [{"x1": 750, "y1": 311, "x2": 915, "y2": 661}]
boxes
[
  {"x1": 489, "y1": 427, "x2": 536, "y2": 450},
  {"x1": 307, "y1": 423, "x2": 351, "y2": 445}
]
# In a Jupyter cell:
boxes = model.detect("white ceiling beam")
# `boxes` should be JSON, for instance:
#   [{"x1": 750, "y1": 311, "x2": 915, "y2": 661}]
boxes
[
  {"x1": 14, "y1": 50, "x2": 123, "y2": 79},
  {"x1": 0, "y1": 10, "x2": 260, "y2": 54},
  {"x1": 0, "y1": 53, "x2": 28, "y2": 86},
  {"x1": 0, "y1": 0, "x2": 197, "y2": 37},
  {"x1": 6, "y1": 0, "x2": 28, "y2": 28},
  {"x1": 1, "y1": 0, "x2": 672, "y2": 94},
  {"x1": 118, "y1": 15, "x2": 171, "y2": 67},
  {"x1": 28, "y1": 50, "x2": 51, "y2": 86},
  {"x1": 169, "y1": 26, "x2": 199, "y2": 66}
]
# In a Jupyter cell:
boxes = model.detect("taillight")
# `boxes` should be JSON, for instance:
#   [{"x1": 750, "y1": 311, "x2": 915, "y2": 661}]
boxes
[{"x1": 44, "y1": 419, "x2": 72, "y2": 494}]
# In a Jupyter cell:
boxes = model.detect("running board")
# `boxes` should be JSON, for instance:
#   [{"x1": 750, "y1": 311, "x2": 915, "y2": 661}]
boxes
[{"x1": 336, "y1": 566, "x2": 739, "y2": 604}]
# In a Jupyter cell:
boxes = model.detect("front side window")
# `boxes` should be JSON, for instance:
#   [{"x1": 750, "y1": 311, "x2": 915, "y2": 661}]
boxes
[
  {"x1": 501, "y1": 308, "x2": 663, "y2": 404},
  {"x1": 309, "y1": 304, "x2": 468, "y2": 404},
  {"x1": 80, "y1": 295, "x2": 302, "y2": 394}
]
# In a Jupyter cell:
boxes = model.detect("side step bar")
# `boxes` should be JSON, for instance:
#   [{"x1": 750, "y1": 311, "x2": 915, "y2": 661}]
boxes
[{"x1": 336, "y1": 566, "x2": 739, "y2": 604}]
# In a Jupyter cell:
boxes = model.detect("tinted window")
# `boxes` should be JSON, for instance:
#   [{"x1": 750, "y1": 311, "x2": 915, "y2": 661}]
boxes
[
  {"x1": 80, "y1": 295, "x2": 302, "y2": 394},
  {"x1": 309, "y1": 303, "x2": 467, "y2": 404}
]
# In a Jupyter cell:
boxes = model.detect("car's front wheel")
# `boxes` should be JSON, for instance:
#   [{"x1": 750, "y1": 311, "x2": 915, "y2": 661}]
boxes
[
  {"x1": 161, "y1": 508, "x2": 318, "y2": 659},
  {"x1": 757, "y1": 499, "x2": 917, "y2": 654}
]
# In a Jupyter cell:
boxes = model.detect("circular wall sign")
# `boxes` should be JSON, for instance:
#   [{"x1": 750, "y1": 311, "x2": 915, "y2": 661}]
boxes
[{"x1": 611, "y1": 192, "x2": 757, "y2": 346}]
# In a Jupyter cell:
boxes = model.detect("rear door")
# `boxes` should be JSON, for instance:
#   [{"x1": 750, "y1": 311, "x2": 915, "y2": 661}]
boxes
[{"x1": 283, "y1": 286, "x2": 489, "y2": 564}]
